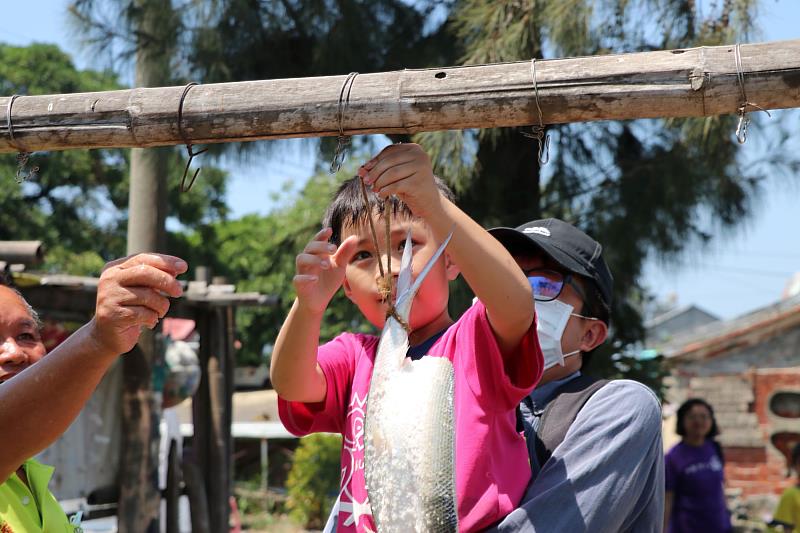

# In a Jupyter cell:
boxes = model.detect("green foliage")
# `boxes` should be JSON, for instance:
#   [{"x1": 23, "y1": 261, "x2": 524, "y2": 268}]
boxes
[
  {"x1": 0, "y1": 43, "x2": 129, "y2": 272},
  {"x1": 285, "y1": 434, "x2": 342, "y2": 529},
  {"x1": 0, "y1": 41, "x2": 229, "y2": 275}
]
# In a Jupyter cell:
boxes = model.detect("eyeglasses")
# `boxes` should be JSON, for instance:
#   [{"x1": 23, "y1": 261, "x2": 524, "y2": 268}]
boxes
[{"x1": 524, "y1": 268, "x2": 588, "y2": 303}]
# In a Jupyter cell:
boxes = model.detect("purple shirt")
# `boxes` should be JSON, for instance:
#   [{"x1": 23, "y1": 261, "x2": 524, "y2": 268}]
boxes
[{"x1": 665, "y1": 440, "x2": 731, "y2": 533}]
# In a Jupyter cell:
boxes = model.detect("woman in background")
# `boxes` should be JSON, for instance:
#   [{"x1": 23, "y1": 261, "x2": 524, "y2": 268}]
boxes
[{"x1": 664, "y1": 398, "x2": 731, "y2": 533}]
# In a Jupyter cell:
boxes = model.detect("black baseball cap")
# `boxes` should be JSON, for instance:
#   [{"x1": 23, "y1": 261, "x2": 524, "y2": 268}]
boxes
[{"x1": 489, "y1": 218, "x2": 614, "y2": 309}]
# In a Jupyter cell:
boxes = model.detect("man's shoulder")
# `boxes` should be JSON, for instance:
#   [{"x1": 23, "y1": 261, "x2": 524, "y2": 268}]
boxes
[{"x1": 569, "y1": 378, "x2": 662, "y2": 430}]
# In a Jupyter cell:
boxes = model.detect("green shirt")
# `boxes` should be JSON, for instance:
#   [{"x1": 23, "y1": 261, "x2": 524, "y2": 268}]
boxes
[
  {"x1": 770, "y1": 486, "x2": 800, "y2": 532},
  {"x1": 0, "y1": 459, "x2": 75, "y2": 533}
]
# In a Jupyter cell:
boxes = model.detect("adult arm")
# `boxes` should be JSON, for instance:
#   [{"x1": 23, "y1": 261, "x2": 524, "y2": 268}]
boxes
[
  {"x1": 0, "y1": 253, "x2": 186, "y2": 481},
  {"x1": 491, "y1": 381, "x2": 665, "y2": 532}
]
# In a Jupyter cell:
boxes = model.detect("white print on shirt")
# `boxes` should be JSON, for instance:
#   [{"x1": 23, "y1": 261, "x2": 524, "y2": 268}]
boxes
[
  {"x1": 338, "y1": 391, "x2": 374, "y2": 530},
  {"x1": 685, "y1": 454, "x2": 723, "y2": 475}
]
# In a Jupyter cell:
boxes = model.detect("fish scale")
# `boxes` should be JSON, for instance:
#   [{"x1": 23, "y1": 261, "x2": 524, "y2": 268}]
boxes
[{"x1": 364, "y1": 231, "x2": 458, "y2": 533}]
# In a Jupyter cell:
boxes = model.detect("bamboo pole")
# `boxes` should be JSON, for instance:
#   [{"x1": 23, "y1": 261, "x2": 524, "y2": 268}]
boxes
[{"x1": 1, "y1": 40, "x2": 799, "y2": 154}]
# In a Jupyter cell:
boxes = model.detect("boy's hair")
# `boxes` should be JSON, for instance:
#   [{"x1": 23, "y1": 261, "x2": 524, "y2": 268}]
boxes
[{"x1": 323, "y1": 175, "x2": 455, "y2": 245}]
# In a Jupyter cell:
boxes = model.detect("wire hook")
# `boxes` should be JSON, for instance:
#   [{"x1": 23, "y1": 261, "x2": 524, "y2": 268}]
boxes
[
  {"x1": 522, "y1": 58, "x2": 551, "y2": 166},
  {"x1": 6, "y1": 95, "x2": 39, "y2": 183},
  {"x1": 733, "y1": 43, "x2": 771, "y2": 145},
  {"x1": 177, "y1": 82, "x2": 208, "y2": 192},
  {"x1": 330, "y1": 72, "x2": 358, "y2": 174}
]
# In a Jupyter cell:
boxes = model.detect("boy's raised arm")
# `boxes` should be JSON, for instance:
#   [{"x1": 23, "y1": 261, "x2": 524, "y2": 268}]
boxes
[
  {"x1": 270, "y1": 229, "x2": 358, "y2": 402},
  {"x1": 360, "y1": 144, "x2": 534, "y2": 355}
]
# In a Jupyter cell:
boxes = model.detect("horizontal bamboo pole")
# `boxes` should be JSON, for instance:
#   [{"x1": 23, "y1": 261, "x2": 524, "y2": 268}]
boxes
[{"x1": 1, "y1": 40, "x2": 799, "y2": 154}]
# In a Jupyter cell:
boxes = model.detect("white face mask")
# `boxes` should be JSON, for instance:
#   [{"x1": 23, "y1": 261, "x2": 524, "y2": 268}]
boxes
[{"x1": 534, "y1": 299, "x2": 581, "y2": 370}]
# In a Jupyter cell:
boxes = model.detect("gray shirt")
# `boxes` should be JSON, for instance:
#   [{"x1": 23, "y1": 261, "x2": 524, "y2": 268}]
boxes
[{"x1": 490, "y1": 375, "x2": 665, "y2": 533}]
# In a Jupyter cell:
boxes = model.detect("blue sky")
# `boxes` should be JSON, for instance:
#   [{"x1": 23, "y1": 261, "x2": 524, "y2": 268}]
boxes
[{"x1": 2, "y1": 0, "x2": 799, "y2": 321}]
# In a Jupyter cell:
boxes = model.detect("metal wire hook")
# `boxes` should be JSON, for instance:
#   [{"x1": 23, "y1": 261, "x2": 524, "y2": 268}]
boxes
[
  {"x1": 526, "y1": 58, "x2": 551, "y2": 166},
  {"x1": 6, "y1": 95, "x2": 39, "y2": 183},
  {"x1": 330, "y1": 72, "x2": 358, "y2": 174},
  {"x1": 733, "y1": 43, "x2": 771, "y2": 145},
  {"x1": 177, "y1": 82, "x2": 208, "y2": 192}
]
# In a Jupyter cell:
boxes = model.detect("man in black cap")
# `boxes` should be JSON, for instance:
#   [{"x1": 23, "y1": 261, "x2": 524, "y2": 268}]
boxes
[{"x1": 488, "y1": 218, "x2": 664, "y2": 532}]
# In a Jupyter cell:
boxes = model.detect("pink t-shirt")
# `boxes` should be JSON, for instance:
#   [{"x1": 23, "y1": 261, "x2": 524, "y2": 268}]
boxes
[{"x1": 279, "y1": 301, "x2": 543, "y2": 532}]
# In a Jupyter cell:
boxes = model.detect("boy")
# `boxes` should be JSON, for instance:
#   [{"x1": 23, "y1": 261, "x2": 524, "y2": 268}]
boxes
[{"x1": 271, "y1": 143, "x2": 543, "y2": 532}]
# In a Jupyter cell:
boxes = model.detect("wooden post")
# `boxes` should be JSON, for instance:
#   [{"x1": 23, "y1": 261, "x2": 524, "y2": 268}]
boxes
[
  {"x1": 192, "y1": 307, "x2": 233, "y2": 532},
  {"x1": 1, "y1": 40, "x2": 799, "y2": 153},
  {"x1": 118, "y1": 1, "x2": 172, "y2": 531},
  {"x1": 181, "y1": 459, "x2": 211, "y2": 533}
]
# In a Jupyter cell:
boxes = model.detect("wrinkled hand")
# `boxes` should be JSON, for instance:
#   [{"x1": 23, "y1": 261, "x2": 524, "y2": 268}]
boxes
[
  {"x1": 294, "y1": 228, "x2": 358, "y2": 314},
  {"x1": 358, "y1": 143, "x2": 443, "y2": 219},
  {"x1": 88, "y1": 253, "x2": 187, "y2": 355}
]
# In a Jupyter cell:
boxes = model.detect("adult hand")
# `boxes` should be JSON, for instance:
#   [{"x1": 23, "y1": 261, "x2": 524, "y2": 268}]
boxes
[{"x1": 88, "y1": 253, "x2": 187, "y2": 355}]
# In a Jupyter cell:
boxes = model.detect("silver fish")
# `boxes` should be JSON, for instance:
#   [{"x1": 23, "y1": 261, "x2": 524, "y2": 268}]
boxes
[{"x1": 364, "y1": 231, "x2": 458, "y2": 533}]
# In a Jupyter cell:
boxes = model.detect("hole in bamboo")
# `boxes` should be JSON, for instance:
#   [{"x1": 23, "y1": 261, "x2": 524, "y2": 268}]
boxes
[
  {"x1": 671, "y1": 49, "x2": 686, "y2": 54},
  {"x1": 435, "y1": 72, "x2": 447, "y2": 79}
]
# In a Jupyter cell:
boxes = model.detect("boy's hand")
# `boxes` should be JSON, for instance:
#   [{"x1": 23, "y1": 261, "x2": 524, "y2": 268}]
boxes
[
  {"x1": 358, "y1": 143, "x2": 442, "y2": 219},
  {"x1": 294, "y1": 228, "x2": 358, "y2": 314}
]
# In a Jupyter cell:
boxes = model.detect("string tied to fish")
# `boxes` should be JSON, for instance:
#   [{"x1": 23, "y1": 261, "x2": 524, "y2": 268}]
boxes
[{"x1": 357, "y1": 175, "x2": 412, "y2": 334}]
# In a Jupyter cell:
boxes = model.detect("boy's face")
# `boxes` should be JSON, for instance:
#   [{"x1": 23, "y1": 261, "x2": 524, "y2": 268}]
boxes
[{"x1": 340, "y1": 215, "x2": 459, "y2": 335}]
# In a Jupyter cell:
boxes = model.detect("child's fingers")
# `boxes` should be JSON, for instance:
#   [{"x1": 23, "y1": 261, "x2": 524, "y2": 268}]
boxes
[
  {"x1": 311, "y1": 227, "x2": 333, "y2": 242},
  {"x1": 293, "y1": 274, "x2": 319, "y2": 293},
  {"x1": 293, "y1": 274, "x2": 319, "y2": 285},
  {"x1": 331, "y1": 235, "x2": 359, "y2": 268},
  {"x1": 369, "y1": 161, "x2": 418, "y2": 193},
  {"x1": 296, "y1": 253, "x2": 330, "y2": 274},
  {"x1": 363, "y1": 143, "x2": 407, "y2": 170},
  {"x1": 303, "y1": 239, "x2": 338, "y2": 256},
  {"x1": 363, "y1": 153, "x2": 416, "y2": 187}
]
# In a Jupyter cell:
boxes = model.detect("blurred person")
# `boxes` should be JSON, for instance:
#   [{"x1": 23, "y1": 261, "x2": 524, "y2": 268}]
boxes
[
  {"x1": 489, "y1": 218, "x2": 664, "y2": 533},
  {"x1": 665, "y1": 398, "x2": 731, "y2": 533},
  {"x1": 0, "y1": 253, "x2": 187, "y2": 532},
  {"x1": 767, "y1": 442, "x2": 800, "y2": 532}
]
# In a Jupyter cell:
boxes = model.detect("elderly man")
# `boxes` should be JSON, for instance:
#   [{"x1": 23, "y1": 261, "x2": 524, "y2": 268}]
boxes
[{"x1": 0, "y1": 253, "x2": 186, "y2": 531}]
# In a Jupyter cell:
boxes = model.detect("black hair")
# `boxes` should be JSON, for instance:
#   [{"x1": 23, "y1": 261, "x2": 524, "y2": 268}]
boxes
[
  {"x1": 322, "y1": 175, "x2": 455, "y2": 245},
  {"x1": 676, "y1": 398, "x2": 720, "y2": 438},
  {"x1": 582, "y1": 281, "x2": 610, "y2": 327}
]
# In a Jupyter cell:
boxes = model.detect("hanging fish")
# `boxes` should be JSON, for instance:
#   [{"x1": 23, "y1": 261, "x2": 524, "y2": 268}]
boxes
[{"x1": 364, "y1": 231, "x2": 458, "y2": 533}]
